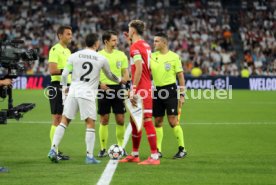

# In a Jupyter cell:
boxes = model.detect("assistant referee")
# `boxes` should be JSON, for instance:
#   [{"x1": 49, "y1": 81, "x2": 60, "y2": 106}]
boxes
[
  {"x1": 47, "y1": 25, "x2": 72, "y2": 160},
  {"x1": 151, "y1": 32, "x2": 187, "y2": 159}
]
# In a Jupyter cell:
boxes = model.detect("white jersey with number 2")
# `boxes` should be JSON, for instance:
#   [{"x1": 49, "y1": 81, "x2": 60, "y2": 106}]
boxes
[{"x1": 61, "y1": 48, "x2": 120, "y2": 101}]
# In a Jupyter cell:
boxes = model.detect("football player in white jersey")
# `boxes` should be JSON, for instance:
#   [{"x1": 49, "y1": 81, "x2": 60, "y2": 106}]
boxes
[{"x1": 48, "y1": 33, "x2": 126, "y2": 164}]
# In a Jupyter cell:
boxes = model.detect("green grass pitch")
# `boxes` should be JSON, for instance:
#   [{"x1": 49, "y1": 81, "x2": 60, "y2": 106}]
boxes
[{"x1": 0, "y1": 90, "x2": 276, "y2": 185}]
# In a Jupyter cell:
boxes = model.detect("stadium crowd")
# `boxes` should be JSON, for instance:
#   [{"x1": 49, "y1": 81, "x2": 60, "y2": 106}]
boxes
[
  {"x1": 239, "y1": 0, "x2": 276, "y2": 76},
  {"x1": 0, "y1": 0, "x2": 275, "y2": 76}
]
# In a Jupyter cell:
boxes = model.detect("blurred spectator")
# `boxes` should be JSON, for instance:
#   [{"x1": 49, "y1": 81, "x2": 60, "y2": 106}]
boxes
[
  {"x1": 191, "y1": 62, "x2": 202, "y2": 77},
  {"x1": 0, "y1": 0, "x2": 275, "y2": 76},
  {"x1": 241, "y1": 66, "x2": 250, "y2": 78}
]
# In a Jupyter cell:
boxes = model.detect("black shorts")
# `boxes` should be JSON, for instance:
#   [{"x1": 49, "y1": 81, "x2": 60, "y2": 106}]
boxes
[
  {"x1": 153, "y1": 83, "x2": 178, "y2": 117},
  {"x1": 48, "y1": 81, "x2": 63, "y2": 115},
  {"x1": 97, "y1": 85, "x2": 126, "y2": 115}
]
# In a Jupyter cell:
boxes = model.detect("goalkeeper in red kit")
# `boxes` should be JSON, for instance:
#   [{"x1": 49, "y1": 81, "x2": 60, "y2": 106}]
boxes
[{"x1": 119, "y1": 20, "x2": 160, "y2": 165}]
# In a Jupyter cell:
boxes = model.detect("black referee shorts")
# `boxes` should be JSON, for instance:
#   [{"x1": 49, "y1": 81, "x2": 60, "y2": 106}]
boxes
[
  {"x1": 48, "y1": 81, "x2": 63, "y2": 115},
  {"x1": 97, "y1": 85, "x2": 126, "y2": 115},
  {"x1": 153, "y1": 83, "x2": 178, "y2": 117}
]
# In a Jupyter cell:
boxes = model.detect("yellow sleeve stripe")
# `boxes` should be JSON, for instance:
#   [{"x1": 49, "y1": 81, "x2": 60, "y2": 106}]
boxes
[
  {"x1": 66, "y1": 64, "x2": 73, "y2": 72},
  {"x1": 133, "y1": 54, "x2": 142, "y2": 61}
]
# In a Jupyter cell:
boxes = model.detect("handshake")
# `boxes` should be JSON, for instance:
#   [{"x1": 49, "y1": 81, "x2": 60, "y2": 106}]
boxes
[
  {"x1": 61, "y1": 78, "x2": 131, "y2": 105},
  {"x1": 119, "y1": 77, "x2": 128, "y2": 85}
]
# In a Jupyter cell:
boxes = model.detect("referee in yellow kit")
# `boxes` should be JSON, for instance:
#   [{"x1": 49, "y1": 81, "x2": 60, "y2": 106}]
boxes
[
  {"x1": 47, "y1": 25, "x2": 72, "y2": 160},
  {"x1": 97, "y1": 30, "x2": 129, "y2": 157},
  {"x1": 151, "y1": 32, "x2": 187, "y2": 159}
]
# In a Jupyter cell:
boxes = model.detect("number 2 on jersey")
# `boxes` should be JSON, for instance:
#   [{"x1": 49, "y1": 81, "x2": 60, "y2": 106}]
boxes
[{"x1": 80, "y1": 62, "x2": 93, "y2": 82}]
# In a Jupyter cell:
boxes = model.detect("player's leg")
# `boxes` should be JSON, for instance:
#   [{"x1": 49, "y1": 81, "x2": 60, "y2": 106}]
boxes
[
  {"x1": 79, "y1": 98, "x2": 100, "y2": 164},
  {"x1": 154, "y1": 117, "x2": 164, "y2": 157},
  {"x1": 48, "y1": 96, "x2": 76, "y2": 163},
  {"x1": 50, "y1": 115, "x2": 61, "y2": 144},
  {"x1": 166, "y1": 99, "x2": 186, "y2": 159},
  {"x1": 48, "y1": 115, "x2": 71, "y2": 163},
  {"x1": 85, "y1": 118, "x2": 100, "y2": 164},
  {"x1": 98, "y1": 114, "x2": 109, "y2": 157},
  {"x1": 115, "y1": 114, "x2": 125, "y2": 148},
  {"x1": 138, "y1": 117, "x2": 160, "y2": 165},
  {"x1": 50, "y1": 116, "x2": 71, "y2": 156},
  {"x1": 112, "y1": 91, "x2": 127, "y2": 155},
  {"x1": 48, "y1": 83, "x2": 63, "y2": 145},
  {"x1": 48, "y1": 82, "x2": 69, "y2": 161},
  {"x1": 97, "y1": 92, "x2": 111, "y2": 157},
  {"x1": 153, "y1": 90, "x2": 166, "y2": 157},
  {"x1": 138, "y1": 95, "x2": 160, "y2": 165},
  {"x1": 119, "y1": 116, "x2": 141, "y2": 163}
]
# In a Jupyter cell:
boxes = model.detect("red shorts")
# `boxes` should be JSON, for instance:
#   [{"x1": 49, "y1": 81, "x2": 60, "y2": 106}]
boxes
[{"x1": 137, "y1": 89, "x2": 152, "y2": 118}]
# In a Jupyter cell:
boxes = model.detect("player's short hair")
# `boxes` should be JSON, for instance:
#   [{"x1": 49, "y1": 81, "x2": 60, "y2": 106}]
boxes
[
  {"x1": 102, "y1": 30, "x2": 118, "y2": 44},
  {"x1": 85, "y1": 33, "x2": 99, "y2": 47},
  {"x1": 57, "y1": 25, "x2": 72, "y2": 39},
  {"x1": 129, "y1": 20, "x2": 145, "y2": 35},
  {"x1": 155, "y1": 32, "x2": 168, "y2": 41}
]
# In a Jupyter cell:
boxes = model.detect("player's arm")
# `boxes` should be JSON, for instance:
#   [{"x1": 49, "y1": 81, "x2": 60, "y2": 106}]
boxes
[
  {"x1": 60, "y1": 59, "x2": 73, "y2": 86},
  {"x1": 128, "y1": 56, "x2": 142, "y2": 107},
  {"x1": 60, "y1": 59, "x2": 73, "y2": 104},
  {"x1": 121, "y1": 53, "x2": 130, "y2": 89},
  {"x1": 49, "y1": 63, "x2": 63, "y2": 75},
  {"x1": 177, "y1": 71, "x2": 185, "y2": 105},
  {"x1": 121, "y1": 54, "x2": 130, "y2": 80},
  {"x1": 122, "y1": 68, "x2": 129, "y2": 81},
  {"x1": 177, "y1": 71, "x2": 185, "y2": 94},
  {"x1": 132, "y1": 55, "x2": 143, "y2": 88},
  {"x1": 176, "y1": 56, "x2": 185, "y2": 104}
]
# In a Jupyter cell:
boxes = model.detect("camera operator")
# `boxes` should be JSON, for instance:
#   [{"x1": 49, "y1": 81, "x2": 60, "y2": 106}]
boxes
[{"x1": 0, "y1": 78, "x2": 12, "y2": 173}]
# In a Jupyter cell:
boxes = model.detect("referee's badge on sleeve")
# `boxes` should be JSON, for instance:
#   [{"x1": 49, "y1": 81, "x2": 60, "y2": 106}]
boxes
[{"x1": 164, "y1": 62, "x2": 171, "y2": 71}]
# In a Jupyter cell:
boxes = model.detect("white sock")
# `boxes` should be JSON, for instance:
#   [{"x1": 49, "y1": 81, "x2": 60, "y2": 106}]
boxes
[
  {"x1": 86, "y1": 128, "x2": 95, "y2": 158},
  {"x1": 131, "y1": 151, "x2": 139, "y2": 156},
  {"x1": 51, "y1": 123, "x2": 67, "y2": 152},
  {"x1": 151, "y1": 153, "x2": 159, "y2": 160}
]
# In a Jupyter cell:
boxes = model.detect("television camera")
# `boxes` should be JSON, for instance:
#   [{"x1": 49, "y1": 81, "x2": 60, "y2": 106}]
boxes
[{"x1": 0, "y1": 39, "x2": 37, "y2": 124}]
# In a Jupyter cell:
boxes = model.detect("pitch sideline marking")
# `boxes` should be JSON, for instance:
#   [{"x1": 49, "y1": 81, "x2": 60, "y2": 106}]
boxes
[{"x1": 96, "y1": 123, "x2": 132, "y2": 185}]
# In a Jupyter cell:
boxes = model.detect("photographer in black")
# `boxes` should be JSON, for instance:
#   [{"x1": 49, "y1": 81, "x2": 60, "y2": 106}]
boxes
[
  {"x1": 0, "y1": 39, "x2": 37, "y2": 124},
  {"x1": 0, "y1": 78, "x2": 12, "y2": 173},
  {"x1": 0, "y1": 39, "x2": 37, "y2": 172}
]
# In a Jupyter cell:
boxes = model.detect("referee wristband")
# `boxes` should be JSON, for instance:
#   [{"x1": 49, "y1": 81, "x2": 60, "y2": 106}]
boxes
[{"x1": 60, "y1": 69, "x2": 63, "y2": 74}]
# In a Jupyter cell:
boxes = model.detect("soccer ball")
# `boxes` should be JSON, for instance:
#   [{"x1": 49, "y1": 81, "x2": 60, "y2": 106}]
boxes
[{"x1": 108, "y1": 144, "x2": 124, "y2": 160}]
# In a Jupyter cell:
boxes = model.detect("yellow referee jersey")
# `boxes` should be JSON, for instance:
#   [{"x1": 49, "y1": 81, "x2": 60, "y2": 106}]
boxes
[
  {"x1": 99, "y1": 49, "x2": 128, "y2": 85},
  {"x1": 48, "y1": 43, "x2": 71, "y2": 83},
  {"x1": 151, "y1": 50, "x2": 183, "y2": 87}
]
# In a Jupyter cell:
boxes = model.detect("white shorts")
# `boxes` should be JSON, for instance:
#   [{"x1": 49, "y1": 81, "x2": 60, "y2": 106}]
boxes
[{"x1": 63, "y1": 97, "x2": 97, "y2": 120}]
